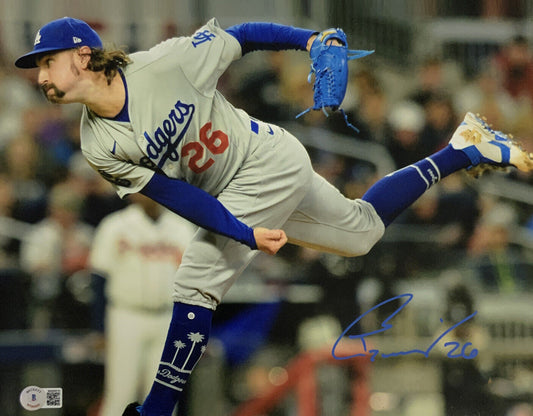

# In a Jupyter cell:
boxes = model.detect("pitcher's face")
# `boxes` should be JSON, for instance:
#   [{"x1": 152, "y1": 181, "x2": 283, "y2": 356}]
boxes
[{"x1": 36, "y1": 49, "x2": 84, "y2": 104}]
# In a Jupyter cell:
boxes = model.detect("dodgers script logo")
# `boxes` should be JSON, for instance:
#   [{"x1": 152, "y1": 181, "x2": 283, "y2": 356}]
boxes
[{"x1": 143, "y1": 100, "x2": 195, "y2": 168}]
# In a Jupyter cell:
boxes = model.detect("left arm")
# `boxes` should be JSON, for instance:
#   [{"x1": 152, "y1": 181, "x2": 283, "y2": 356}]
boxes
[{"x1": 225, "y1": 22, "x2": 317, "y2": 55}]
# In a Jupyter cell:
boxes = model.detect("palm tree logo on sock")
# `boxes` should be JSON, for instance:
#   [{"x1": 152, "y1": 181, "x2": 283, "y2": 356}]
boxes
[
  {"x1": 155, "y1": 332, "x2": 207, "y2": 390},
  {"x1": 181, "y1": 332, "x2": 205, "y2": 370},
  {"x1": 171, "y1": 340, "x2": 186, "y2": 365},
  {"x1": 165, "y1": 332, "x2": 206, "y2": 372}
]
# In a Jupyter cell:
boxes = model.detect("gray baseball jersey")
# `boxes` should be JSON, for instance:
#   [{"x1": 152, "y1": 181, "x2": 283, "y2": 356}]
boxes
[
  {"x1": 80, "y1": 18, "x2": 384, "y2": 309},
  {"x1": 81, "y1": 18, "x2": 255, "y2": 199}
]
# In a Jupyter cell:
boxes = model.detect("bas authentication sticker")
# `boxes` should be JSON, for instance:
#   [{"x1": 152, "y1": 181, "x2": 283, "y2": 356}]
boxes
[
  {"x1": 19, "y1": 386, "x2": 45, "y2": 411},
  {"x1": 19, "y1": 386, "x2": 63, "y2": 411}
]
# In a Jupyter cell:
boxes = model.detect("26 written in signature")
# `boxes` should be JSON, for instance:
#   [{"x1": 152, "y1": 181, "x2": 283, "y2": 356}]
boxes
[{"x1": 332, "y1": 293, "x2": 478, "y2": 362}]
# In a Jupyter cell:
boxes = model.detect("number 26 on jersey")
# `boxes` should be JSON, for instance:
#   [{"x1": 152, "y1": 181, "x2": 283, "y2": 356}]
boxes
[{"x1": 181, "y1": 122, "x2": 229, "y2": 174}]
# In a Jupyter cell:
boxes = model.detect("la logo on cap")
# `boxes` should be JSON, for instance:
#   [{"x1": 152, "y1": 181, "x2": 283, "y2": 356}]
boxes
[{"x1": 15, "y1": 16, "x2": 104, "y2": 69}]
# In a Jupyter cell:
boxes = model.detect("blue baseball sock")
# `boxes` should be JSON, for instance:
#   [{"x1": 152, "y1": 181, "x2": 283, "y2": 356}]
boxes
[
  {"x1": 140, "y1": 302, "x2": 213, "y2": 416},
  {"x1": 362, "y1": 145, "x2": 471, "y2": 226}
]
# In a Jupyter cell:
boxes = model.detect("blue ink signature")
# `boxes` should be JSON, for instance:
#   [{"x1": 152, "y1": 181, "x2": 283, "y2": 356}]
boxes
[{"x1": 332, "y1": 293, "x2": 478, "y2": 362}]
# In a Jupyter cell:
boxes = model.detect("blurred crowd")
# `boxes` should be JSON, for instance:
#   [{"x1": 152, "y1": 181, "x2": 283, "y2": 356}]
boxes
[
  {"x1": 224, "y1": 33, "x2": 533, "y2": 292},
  {"x1": 0, "y1": 24, "x2": 532, "y2": 416}
]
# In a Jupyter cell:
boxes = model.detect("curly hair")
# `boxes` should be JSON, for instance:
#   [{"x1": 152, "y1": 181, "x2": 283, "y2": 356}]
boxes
[{"x1": 86, "y1": 47, "x2": 131, "y2": 85}]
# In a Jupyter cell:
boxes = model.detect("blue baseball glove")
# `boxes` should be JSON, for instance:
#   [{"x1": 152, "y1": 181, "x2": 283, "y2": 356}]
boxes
[{"x1": 297, "y1": 28, "x2": 374, "y2": 129}]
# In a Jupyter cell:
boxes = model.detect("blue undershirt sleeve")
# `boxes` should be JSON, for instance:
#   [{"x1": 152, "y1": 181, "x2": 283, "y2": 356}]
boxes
[
  {"x1": 226, "y1": 22, "x2": 316, "y2": 55},
  {"x1": 140, "y1": 173, "x2": 257, "y2": 249}
]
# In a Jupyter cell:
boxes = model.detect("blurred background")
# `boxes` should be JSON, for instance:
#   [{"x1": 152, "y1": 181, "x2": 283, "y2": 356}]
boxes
[{"x1": 1, "y1": 0, "x2": 533, "y2": 415}]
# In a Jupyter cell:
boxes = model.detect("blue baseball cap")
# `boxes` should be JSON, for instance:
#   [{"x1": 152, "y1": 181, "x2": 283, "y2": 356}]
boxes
[{"x1": 15, "y1": 17, "x2": 103, "y2": 68}]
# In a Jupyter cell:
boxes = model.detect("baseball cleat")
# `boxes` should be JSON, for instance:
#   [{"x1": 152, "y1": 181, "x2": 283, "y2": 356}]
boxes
[
  {"x1": 449, "y1": 112, "x2": 533, "y2": 176},
  {"x1": 122, "y1": 402, "x2": 142, "y2": 416}
]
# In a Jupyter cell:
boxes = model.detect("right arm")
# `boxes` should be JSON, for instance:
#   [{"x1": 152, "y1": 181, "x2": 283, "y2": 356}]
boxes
[{"x1": 140, "y1": 172, "x2": 287, "y2": 254}]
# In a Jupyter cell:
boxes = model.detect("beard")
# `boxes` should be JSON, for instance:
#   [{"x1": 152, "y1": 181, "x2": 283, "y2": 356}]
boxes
[
  {"x1": 41, "y1": 83, "x2": 66, "y2": 103},
  {"x1": 40, "y1": 61, "x2": 80, "y2": 103}
]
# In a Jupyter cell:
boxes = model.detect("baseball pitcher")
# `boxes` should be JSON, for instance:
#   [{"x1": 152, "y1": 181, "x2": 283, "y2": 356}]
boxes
[{"x1": 15, "y1": 17, "x2": 532, "y2": 416}]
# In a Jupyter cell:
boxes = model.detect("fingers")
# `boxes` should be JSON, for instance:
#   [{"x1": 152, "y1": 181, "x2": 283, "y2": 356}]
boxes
[
  {"x1": 277, "y1": 229, "x2": 288, "y2": 245},
  {"x1": 263, "y1": 229, "x2": 287, "y2": 255},
  {"x1": 270, "y1": 230, "x2": 288, "y2": 253},
  {"x1": 306, "y1": 34, "x2": 317, "y2": 51},
  {"x1": 326, "y1": 39, "x2": 343, "y2": 46},
  {"x1": 253, "y1": 228, "x2": 288, "y2": 255},
  {"x1": 307, "y1": 34, "x2": 342, "y2": 52}
]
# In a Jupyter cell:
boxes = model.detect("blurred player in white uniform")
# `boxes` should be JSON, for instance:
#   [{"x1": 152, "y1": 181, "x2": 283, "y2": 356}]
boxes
[
  {"x1": 15, "y1": 16, "x2": 532, "y2": 416},
  {"x1": 90, "y1": 193, "x2": 195, "y2": 416}
]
